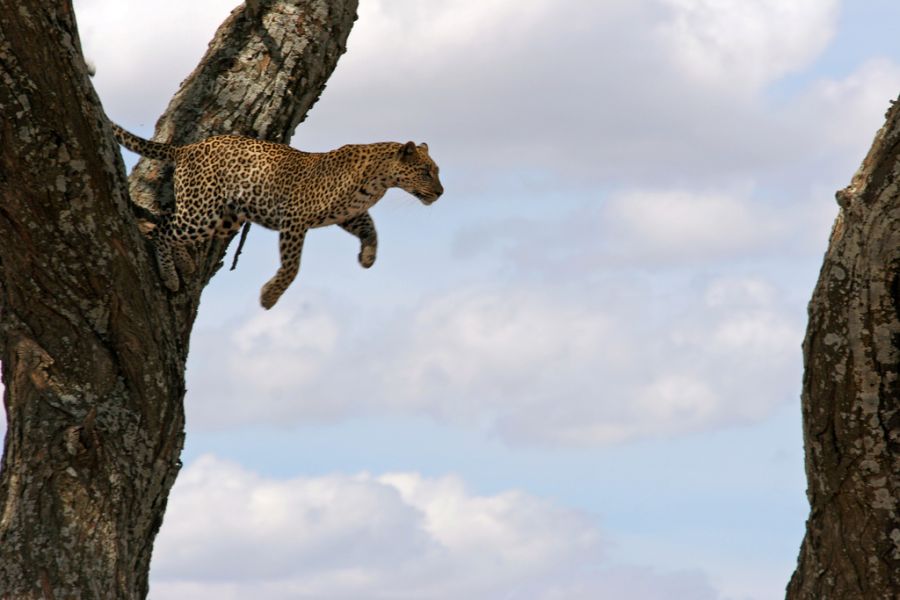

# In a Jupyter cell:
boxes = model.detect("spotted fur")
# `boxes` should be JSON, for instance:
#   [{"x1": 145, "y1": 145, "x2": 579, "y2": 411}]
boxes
[{"x1": 112, "y1": 124, "x2": 444, "y2": 309}]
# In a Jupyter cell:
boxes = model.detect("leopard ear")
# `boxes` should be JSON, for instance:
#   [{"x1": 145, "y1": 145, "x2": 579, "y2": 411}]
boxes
[
  {"x1": 399, "y1": 141, "x2": 417, "y2": 162},
  {"x1": 418, "y1": 142, "x2": 429, "y2": 152}
]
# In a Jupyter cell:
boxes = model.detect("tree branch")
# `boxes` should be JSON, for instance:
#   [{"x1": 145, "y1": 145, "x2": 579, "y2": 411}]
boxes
[
  {"x1": 787, "y1": 96, "x2": 900, "y2": 599},
  {"x1": 0, "y1": 1, "x2": 358, "y2": 597}
]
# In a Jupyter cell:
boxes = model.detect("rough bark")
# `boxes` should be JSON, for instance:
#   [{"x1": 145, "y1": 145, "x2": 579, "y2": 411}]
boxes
[
  {"x1": 0, "y1": 1, "x2": 357, "y2": 598},
  {"x1": 786, "y1": 99, "x2": 900, "y2": 598}
]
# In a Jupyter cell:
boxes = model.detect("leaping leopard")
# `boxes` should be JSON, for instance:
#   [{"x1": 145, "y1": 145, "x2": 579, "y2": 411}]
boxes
[{"x1": 111, "y1": 124, "x2": 444, "y2": 309}]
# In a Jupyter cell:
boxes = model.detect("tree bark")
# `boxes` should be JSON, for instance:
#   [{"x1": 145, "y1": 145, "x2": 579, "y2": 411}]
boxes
[
  {"x1": 786, "y1": 100, "x2": 900, "y2": 598},
  {"x1": 0, "y1": 1, "x2": 357, "y2": 597}
]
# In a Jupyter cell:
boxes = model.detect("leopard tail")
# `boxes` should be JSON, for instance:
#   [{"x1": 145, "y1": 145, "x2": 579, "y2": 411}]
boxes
[{"x1": 111, "y1": 123, "x2": 176, "y2": 162}]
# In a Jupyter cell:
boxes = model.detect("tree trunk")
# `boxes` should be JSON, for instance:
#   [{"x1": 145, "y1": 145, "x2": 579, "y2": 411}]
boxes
[
  {"x1": 786, "y1": 101, "x2": 900, "y2": 598},
  {"x1": 0, "y1": 1, "x2": 357, "y2": 597}
]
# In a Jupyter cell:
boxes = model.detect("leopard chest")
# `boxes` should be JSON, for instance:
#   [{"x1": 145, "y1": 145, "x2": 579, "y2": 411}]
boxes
[{"x1": 300, "y1": 180, "x2": 388, "y2": 228}]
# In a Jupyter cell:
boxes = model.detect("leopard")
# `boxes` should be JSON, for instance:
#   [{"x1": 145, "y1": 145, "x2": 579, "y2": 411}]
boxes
[{"x1": 111, "y1": 123, "x2": 444, "y2": 309}]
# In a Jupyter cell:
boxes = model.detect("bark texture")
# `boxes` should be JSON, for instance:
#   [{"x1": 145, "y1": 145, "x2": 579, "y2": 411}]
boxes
[
  {"x1": 786, "y1": 99, "x2": 900, "y2": 598},
  {"x1": 0, "y1": 1, "x2": 357, "y2": 597}
]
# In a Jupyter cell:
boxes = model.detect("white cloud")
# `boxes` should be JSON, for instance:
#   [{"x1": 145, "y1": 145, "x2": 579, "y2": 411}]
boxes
[
  {"x1": 434, "y1": 278, "x2": 801, "y2": 446},
  {"x1": 453, "y1": 184, "x2": 830, "y2": 276},
  {"x1": 348, "y1": 0, "x2": 556, "y2": 62},
  {"x1": 185, "y1": 273, "x2": 803, "y2": 446},
  {"x1": 289, "y1": 0, "x2": 850, "y2": 187},
  {"x1": 77, "y1": 0, "x2": 888, "y2": 192},
  {"x1": 599, "y1": 189, "x2": 789, "y2": 263},
  {"x1": 655, "y1": 0, "x2": 839, "y2": 90},
  {"x1": 230, "y1": 305, "x2": 340, "y2": 393},
  {"x1": 538, "y1": 566, "x2": 721, "y2": 600},
  {"x1": 792, "y1": 58, "x2": 900, "y2": 158},
  {"x1": 150, "y1": 455, "x2": 721, "y2": 599},
  {"x1": 153, "y1": 457, "x2": 432, "y2": 583},
  {"x1": 374, "y1": 287, "x2": 618, "y2": 422},
  {"x1": 75, "y1": 0, "x2": 239, "y2": 123},
  {"x1": 187, "y1": 291, "x2": 359, "y2": 426}
]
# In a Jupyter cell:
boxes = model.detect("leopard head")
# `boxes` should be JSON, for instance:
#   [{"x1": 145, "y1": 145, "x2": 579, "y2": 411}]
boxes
[{"x1": 393, "y1": 141, "x2": 444, "y2": 205}]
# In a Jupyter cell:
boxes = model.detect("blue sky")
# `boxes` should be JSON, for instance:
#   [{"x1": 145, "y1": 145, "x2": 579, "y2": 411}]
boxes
[{"x1": 4, "y1": 0, "x2": 900, "y2": 598}]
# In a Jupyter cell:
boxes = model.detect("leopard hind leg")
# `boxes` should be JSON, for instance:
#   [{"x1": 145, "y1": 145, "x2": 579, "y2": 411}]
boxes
[
  {"x1": 172, "y1": 243, "x2": 195, "y2": 277},
  {"x1": 260, "y1": 222, "x2": 307, "y2": 309}
]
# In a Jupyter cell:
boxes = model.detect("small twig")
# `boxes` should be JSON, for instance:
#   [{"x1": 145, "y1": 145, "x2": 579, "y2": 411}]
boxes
[{"x1": 230, "y1": 222, "x2": 252, "y2": 271}]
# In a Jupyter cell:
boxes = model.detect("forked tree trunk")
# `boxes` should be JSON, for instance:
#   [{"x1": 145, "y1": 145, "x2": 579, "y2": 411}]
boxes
[
  {"x1": 0, "y1": 1, "x2": 357, "y2": 597},
  {"x1": 786, "y1": 99, "x2": 900, "y2": 598}
]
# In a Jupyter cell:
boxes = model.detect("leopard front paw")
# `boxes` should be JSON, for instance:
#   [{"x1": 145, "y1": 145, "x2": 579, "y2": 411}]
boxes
[
  {"x1": 259, "y1": 281, "x2": 282, "y2": 310},
  {"x1": 358, "y1": 246, "x2": 376, "y2": 269}
]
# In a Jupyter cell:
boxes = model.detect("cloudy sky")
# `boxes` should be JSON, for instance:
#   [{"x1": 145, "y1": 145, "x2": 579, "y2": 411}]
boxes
[{"x1": 8, "y1": 0, "x2": 900, "y2": 597}]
